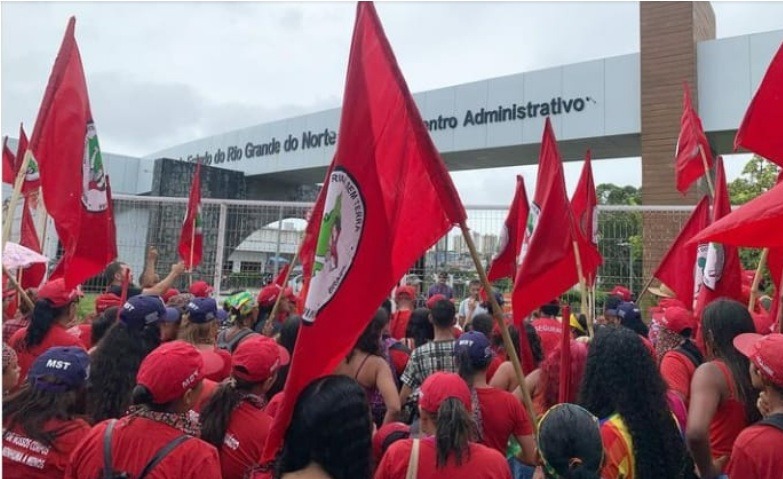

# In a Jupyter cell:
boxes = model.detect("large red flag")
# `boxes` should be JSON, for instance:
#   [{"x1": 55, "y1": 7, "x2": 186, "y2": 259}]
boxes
[
  {"x1": 273, "y1": 263, "x2": 289, "y2": 287},
  {"x1": 694, "y1": 158, "x2": 743, "y2": 315},
  {"x1": 512, "y1": 118, "x2": 581, "y2": 324},
  {"x1": 653, "y1": 196, "x2": 711, "y2": 306},
  {"x1": 19, "y1": 196, "x2": 46, "y2": 290},
  {"x1": 2, "y1": 136, "x2": 15, "y2": 185},
  {"x1": 735, "y1": 42, "x2": 783, "y2": 167},
  {"x1": 487, "y1": 175, "x2": 529, "y2": 282},
  {"x1": 262, "y1": 2, "x2": 466, "y2": 462},
  {"x1": 675, "y1": 83, "x2": 714, "y2": 194},
  {"x1": 29, "y1": 17, "x2": 117, "y2": 289},
  {"x1": 570, "y1": 150, "x2": 603, "y2": 285},
  {"x1": 178, "y1": 161, "x2": 203, "y2": 269},
  {"x1": 15, "y1": 125, "x2": 40, "y2": 196}
]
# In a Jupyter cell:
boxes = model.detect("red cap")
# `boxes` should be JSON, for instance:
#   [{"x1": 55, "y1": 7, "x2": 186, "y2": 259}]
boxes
[
  {"x1": 37, "y1": 278, "x2": 83, "y2": 308},
  {"x1": 162, "y1": 288, "x2": 180, "y2": 304},
  {"x1": 419, "y1": 372, "x2": 471, "y2": 414},
  {"x1": 426, "y1": 294, "x2": 446, "y2": 309},
  {"x1": 200, "y1": 348, "x2": 229, "y2": 378},
  {"x1": 372, "y1": 422, "x2": 410, "y2": 462},
  {"x1": 136, "y1": 340, "x2": 205, "y2": 404},
  {"x1": 609, "y1": 286, "x2": 632, "y2": 302},
  {"x1": 95, "y1": 293, "x2": 123, "y2": 314},
  {"x1": 659, "y1": 307, "x2": 697, "y2": 335},
  {"x1": 232, "y1": 335, "x2": 290, "y2": 382},
  {"x1": 733, "y1": 333, "x2": 783, "y2": 387},
  {"x1": 257, "y1": 284, "x2": 282, "y2": 308},
  {"x1": 189, "y1": 281, "x2": 213, "y2": 298},
  {"x1": 395, "y1": 286, "x2": 416, "y2": 300}
]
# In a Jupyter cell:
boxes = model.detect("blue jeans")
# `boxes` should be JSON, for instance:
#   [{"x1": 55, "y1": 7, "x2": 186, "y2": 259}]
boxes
[{"x1": 508, "y1": 457, "x2": 535, "y2": 479}]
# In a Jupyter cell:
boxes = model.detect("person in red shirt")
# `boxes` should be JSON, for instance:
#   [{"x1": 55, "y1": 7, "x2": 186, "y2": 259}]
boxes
[
  {"x1": 726, "y1": 333, "x2": 783, "y2": 479},
  {"x1": 199, "y1": 335, "x2": 290, "y2": 479},
  {"x1": 267, "y1": 315, "x2": 301, "y2": 399},
  {"x1": 528, "y1": 339, "x2": 588, "y2": 417},
  {"x1": 178, "y1": 297, "x2": 232, "y2": 382},
  {"x1": 389, "y1": 285, "x2": 416, "y2": 340},
  {"x1": 66, "y1": 340, "x2": 221, "y2": 479},
  {"x1": 375, "y1": 371, "x2": 511, "y2": 479},
  {"x1": 686, "y1": 300, "x2": 761, "y2": 479},
  {"x1": 9, "y1": 278, "x2": 85, "y2": 384},
  {"x1": 657, "y1": 306, "x2": 703, "y2": 407},
  {"x1": 489, "y1": 323, "x2": 544, "y2": 393},
  {"x1": 2, "y1": 287, "x2": 36, "y2": 344},
  {"x1": 189, "y1": 280, "x2": 214, "y2": 298},
  {"x1": 454, "y1": 331, "x2": 536, "y2": 465},
  {"x1": 3, "y1": 346, "x2": 91, "y2": 479},
  {"x1": 531, "y1": 300, "x2": 562, "y2": 358},
  {"x1": 256, "y1": 284, "x2": 297, "y2": 336}
]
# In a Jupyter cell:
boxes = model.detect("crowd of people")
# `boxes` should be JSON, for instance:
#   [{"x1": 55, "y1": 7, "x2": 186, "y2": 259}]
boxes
[{"x1": 2, "y1": 259, "x2": 782, "y2": 479}]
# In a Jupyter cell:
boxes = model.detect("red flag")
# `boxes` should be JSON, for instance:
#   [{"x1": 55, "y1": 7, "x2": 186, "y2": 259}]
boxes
[
  {"x1": 675, "y1": 83, "x2": 714, "y2": 194},
  {"x1": 653, "y1": 196, "x2": 711, "y2": 306},
  {"x1": 15, "y1": 125, "x2": 40, "y2": 196},
  {"x1": 273, "y1": 263, "x2": 289, "y2": 287},
  {"x1": 570, "y1": 150, "x2": 603, "y2": 285},
  {"x1": 735, "y1": 42, "x2": 783, "y2": 167},
  {"x1": 29, "y1": 18, "x2": 117, "y2": 289},
  {"x1": 19, "y1": 196, "x2": 46, "y2": 290},
  {"x1": 694, "y1": 158, "x2": 743, "y2": 315},
  {"x1": 487, "y1": 175, "x2": 529, "y2": 282},
  {"x1": 3, "y1": 136, "x2": 16, "y2": 185},
  {"x1": 262, "y1": 2, "x2": 466, "y2": 462},
  {"x1": 512, "y1": 118, "x2": 580, "y2": 324},
  {"x1": 178, "y1": 161, "x2": 203, "y2": 269}
]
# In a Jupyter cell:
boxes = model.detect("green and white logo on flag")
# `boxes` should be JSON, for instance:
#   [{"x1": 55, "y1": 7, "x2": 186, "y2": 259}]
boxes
[{"x1": 81, "y1": 122, "x2": 108, "y2": 212}]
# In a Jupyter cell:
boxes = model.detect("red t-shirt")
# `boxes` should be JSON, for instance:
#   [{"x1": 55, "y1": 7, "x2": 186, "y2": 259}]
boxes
[
  {"x1": 374, "y1": 437, "x2": 512, "y2": 479},
  {"x1": 709, "y1": 361, "x2": 748, "y2": 459},
  {"x1": 389, "y1": 347, "x2": 410, "y2": 378},
  {"x1": 264, "y1": 392, "x2": 284, "y2": 418},
  {"x1": 219, "y1": 402, "x2": 273, "y2": 479},
  {"x1": 476, "y1": 387, "x2": 533, "y2": 454},
  {"x1": 389, "y1": 310, "x2": 412, "y2": 340},
  {"x1": 660, "y1": 350, "x2": 697, "y2": 406},
  {"x1": 485, "y1": 355, "x2": 503, "y2": 382},
  {"x1": 192, "y1": 378, "x2": 219, "y2": 414},
  {"x1": 3, "y1": 417, "x2": 90, "y2": 479},
  {"x1": 10, "y1": 324, "x2": 85, "y2": 383},
  {"x1": 68, "y1": 323, "x2": 93, "y2": 349},
  {"x1": 65, "y1": 416, "x2": 221, "y2": 479},
  {"x1": 726, "y1": 423, "x2": 783, "y2": 479},
  {"x1": 531, "y1": 318, "x2": 561, "y2": 358}
]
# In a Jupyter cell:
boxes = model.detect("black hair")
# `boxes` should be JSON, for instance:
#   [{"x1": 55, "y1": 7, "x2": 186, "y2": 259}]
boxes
[
  {"x1": 103, "y1": 261, "x2": 124, "y2": 284},
  {"x1": 538, "y1": 404, "x2": 603, "y2": 479},
  {"x1": 456, "y1": 341, "x2": 492, "y2": 385},
  {"x1": 200, "y1": 376, "x2": 264, "y2": 448},
  {"x1": 130, "y1": 384, "x2": 177, "y2": 413},
  {"x1": 86, "y1": 320, "x2": 161, "y2": 423},
  {"x1": 541, "y1": 302, "x2": 560, "y2": 317},
  {"x1": 433, "y1": 397, "x2": 477, "y2": 468},
  {"x1": 470, "y1": 313, "x2": 493, "y2": 337},
  {"x1": 268, "y1": 315, "x2": 301, "y2": 398},
  {"x1": 524, "y1": 322, "x2": 545, "y2": 365},
  {"x1": 380, "y1": 299, "x2": 392, "y2": 318},
  {"x1": 275, "y1": 375, "x2": 372, "y2": 479},
  {"x1": 3, "y1": 381, "x2": 85, "y2": 450},
  {"x1": 23, "y1": 300, "x2": 72, "y2": 350},
  {"x1": 349, "y1": 308, "x2": 389, "y2": 360},
  {"x1": 91, "y1": 306, "x2": 119, "y2": 347},
  {"x1": 580, "y1": 327, "x2": 687, "y2": 479},
  {"x1": 431, "y1": 300, "x2": 456, "y2": 329},
  {"x1": 700, "y1": 299, "x2": 762, "y2": 424},
  {"x1": 620, "y1": 311, "x2": 649, "y2": 338},
  {"x1": 405, "y1": 308, "x2": 434, "y2": 348}
]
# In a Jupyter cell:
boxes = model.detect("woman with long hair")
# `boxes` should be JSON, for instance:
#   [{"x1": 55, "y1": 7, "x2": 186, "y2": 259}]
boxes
[
  {"x1": 86, "y1": 295, "x2": 165, "y2": 423},
  {"x1": 375, "y1": 372, "x2": 512, "y2": 479},
  {"x1": 178, "y1": 297, "x2": 232, "y2": 381},
  {"x1": 580, "y1": 326, "x2": 688, "y2": 479},
  {"x1": 9, "y1": 279, "x2": 84, "y2": 382},
  {"x1": 267, "y1": 315, "x2": 301, "y2": 401},
  {"x1": 200, "y1": 335, "x2": 289, "y2": 479},
  {"x1": 402, "y1": 307, "x2": 434, "y2": 350},
  {"x1": 3, "y1": 347, "x2": 91, "y2": 478},
  {"x1": 217, "y1": 291, "x2": 260, "y2": 353},
  {"x1": 535, "y1": 403, "x2": 604, "y2": 479},
  {"x1": 490, "y1": 323, "x2": 544, "y2": 393},
  {"x1": 335, "y1": 308, "x2": 401, "y2": 426},
  {"x1": 66, "y1": 341, "x2": 221, "y2": 479},
  {"x1": 273, "y1": 375, "x2": 373, "y2": 479},
  {"x1": 686, "y1": 299, "x2": 761, "y2": 479},
  {"x1": 529, "y1": 340, "x2": 588, "y2": 416},
  {"x1": 455, "y1": 331, "x2": 536, "y2": 465}
]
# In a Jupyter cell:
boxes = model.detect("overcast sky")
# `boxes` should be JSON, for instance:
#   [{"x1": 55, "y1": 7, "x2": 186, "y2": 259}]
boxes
[{"x1": 3, "y1": 1, "x2": 783, "y2": 205}]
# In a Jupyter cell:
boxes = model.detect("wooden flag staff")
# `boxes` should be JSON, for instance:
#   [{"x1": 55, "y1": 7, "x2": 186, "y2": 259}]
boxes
[
  {"x1": 2, "y1": 151, "x2": 33, "y2": 250},
  {"x1": 2, "y1": 266, "x2": 35, "y2": 311},
  {"x1": 748, "y1": 248, "x2": 769, "y2": 312},
  {"x1": 267, "y1": 246, "x2": 300, "y2": 331},
  {"x1": 571, "y1": 241, "x2": 590, "y2": 336},
  {"x1": 698, "y1": 145, "x2": 715, "y2": 198}
]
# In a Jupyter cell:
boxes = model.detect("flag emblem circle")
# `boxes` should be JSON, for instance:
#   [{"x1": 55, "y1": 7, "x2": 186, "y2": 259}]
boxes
[{"x1": 81, "y1": 122, "x2": 108, "y2": 212}]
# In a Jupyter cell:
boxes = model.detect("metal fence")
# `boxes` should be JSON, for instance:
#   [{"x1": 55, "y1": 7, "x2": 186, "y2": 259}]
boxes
[{"x1": 12, "y1": 194, "x2": 694, "y2": 303}]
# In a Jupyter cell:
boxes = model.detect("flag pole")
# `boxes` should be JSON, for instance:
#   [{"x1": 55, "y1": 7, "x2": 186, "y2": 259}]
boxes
[
  {"x1": 459, "y1": 221, "x2": 538, "y2": 433},
  {"x1": 189, "y1": 218, "x2": 196, "y2": 287},
  {"x1": 267, "y1": 246, "x2": 300, "y2": 334},
  {"x1": 698, "y1": 145, "x2": 715, "y2": 198},
  {"x1": 2, "y1": 150, "x2": 33, "y2": 250},
  {"x1": 635, "y1": 275, "x2": 657, "y2": 305},
  {"x1": 571, "y1": 241, "x2": 588, "y2": 327},
  {"x1": 2, "y1": 266, "x2": 34, "y2": 311},
  {"x1": 748, "y1": 248, "x2": 769, "y2": 312}
]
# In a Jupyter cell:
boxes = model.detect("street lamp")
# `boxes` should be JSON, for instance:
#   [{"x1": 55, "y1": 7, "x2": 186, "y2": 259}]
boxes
[{"x1": 618, "y1": 242, "x2": 633, "y2": 296}]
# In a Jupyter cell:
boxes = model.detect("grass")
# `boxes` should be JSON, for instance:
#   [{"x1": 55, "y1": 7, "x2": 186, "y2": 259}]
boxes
[{"x1": 77, "y1": 293, "x2": 98, "y2": 320}]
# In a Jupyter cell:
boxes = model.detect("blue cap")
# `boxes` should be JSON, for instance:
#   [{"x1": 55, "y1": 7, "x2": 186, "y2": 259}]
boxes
[
  {"x1": 163, "y1": 306, "x2": 182, "y2": 323},
  {"x1": 454, "y1": 331, "x2": 493, "y2": 365},
  {"x1": 120, "y1": 295, "x2": 167, "y2": 330},
  {"x1": 216, "y1": 308, "x2": 228, "y2": 324},
  {"x1": 186, "y1": 297, "x2": 219, "y2": 324},
  {"x1": 604, "y1": 295, "x2": 623, "y2": 316},
  {"x1": 618, "y1": 302, "x2": 641, "y2": 323},
  {"x1": 28, "y1": 347, "x2": 90, "y2": 392}
]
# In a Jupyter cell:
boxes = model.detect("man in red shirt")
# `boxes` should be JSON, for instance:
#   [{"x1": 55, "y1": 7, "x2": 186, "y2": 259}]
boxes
[
  {"x1": 189, "y1": 280, "x2": 214, "y2": 298},
  {"x1": 531, "y1": 300, "x2": 561, "y2": 358},
  {"x1": 727, "y1": 333, "x2": 783, "y2": 479},
  {"x1": 658, "y1": 306, "x2": 702, "y2": 407},
  {"x1": 389, "y1": 285, "x2": 415, "y2": 340}
]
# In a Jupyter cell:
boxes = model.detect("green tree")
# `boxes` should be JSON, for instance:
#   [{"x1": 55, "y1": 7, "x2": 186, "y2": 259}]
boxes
[{"x1": 595, "y1": 183, "x2": 643, "y2": 295}]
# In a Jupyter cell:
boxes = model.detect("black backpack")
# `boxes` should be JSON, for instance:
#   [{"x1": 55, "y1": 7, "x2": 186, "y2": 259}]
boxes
[{"x1": 101, "y1": 419, "x2": 191, "y2": 479}]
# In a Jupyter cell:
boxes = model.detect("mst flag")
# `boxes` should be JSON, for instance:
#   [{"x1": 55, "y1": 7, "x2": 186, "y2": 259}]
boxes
[
  {"x1": 262, "y1": 1, "x2": 467, "y2": 462},
  {"x1": 653, "y1": 196, "x2": 710, "y2": 306},
  {"x1": 2, "y1": 126, "x2": 40, "y2": 194},
  {"x1": 571, "y1": 150, "x2": 603, "y2": 285},
  {"x1": 735, "y1": 42, "x2": 783, "y2": 167},
  {"x1": 178, "y1": 161, "x2": 203, "y2": 269},
  {"x1": 2, "y1": 136, "x2": 14, "y2": 185},
  {"x1": 19, "y1": 196, "x2": 46, "y2": 289},
  {"x1": 694, "y1": 158, "x2": 743, "y2": 315},
  {"x1": 487, "y1": 175, "x2": 529, "y2": 282},
  {"x1": 512, "y1": 118, "x2": 580, "y2": 324},
  {"x1": 29, "y1": 17, "x2": 117, "y2": 289},
  {"x1": 675, "y1": 83, "x2": 714, "y2": 194}
]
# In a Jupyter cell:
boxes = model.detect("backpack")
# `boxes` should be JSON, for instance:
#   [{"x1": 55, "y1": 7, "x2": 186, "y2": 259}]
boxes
[
  {"x1": 759, "y1": 413, "x2": 783, "y2": 433},
  {"x1": 101, "y1": 419, "x2": 191, "y2": 479},
  {"x1": 216, "y1": 328, "x2": 257, "y2": 353}
]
